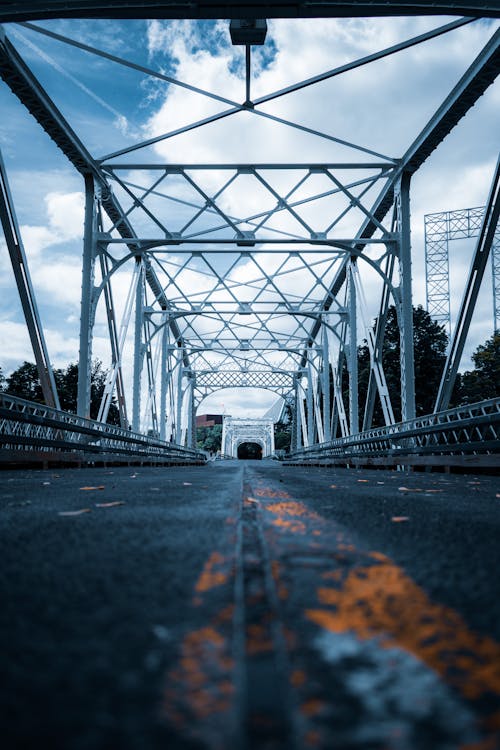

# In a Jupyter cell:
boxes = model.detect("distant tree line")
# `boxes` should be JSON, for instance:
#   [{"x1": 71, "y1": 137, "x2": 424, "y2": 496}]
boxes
[{"x1": 0, "y1": 360, "x2": 120, "y2": 424}]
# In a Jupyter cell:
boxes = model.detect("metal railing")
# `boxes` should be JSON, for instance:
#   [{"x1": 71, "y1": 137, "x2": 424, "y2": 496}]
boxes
[
  {"x1": 0, "y1": 393, "x2": 206, "y2": 466},
  {"x1": 285, "y1": 398, "x2": 500, "y2": 469}
]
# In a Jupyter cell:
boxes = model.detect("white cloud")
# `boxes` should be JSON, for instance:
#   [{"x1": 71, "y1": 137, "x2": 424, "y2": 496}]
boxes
[
  {"x1": 0, "y1": 320, "x2": 79, "y2": 373},
  {"x1": 44, "y1": 191, "x2": 84, "y2": 241}
]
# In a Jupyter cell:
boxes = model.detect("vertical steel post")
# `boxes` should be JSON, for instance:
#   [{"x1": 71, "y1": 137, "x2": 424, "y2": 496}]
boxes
[
  {"x1": 322, "y1": 325, "x2": 331, "y2": 442},
  {"x1": 77, "y1": 173, "x2": 97, "y2": 418},
  {"x1": 348, "y1": 261, "x2": 359, "y2": 435},
  {"x1": 306, "y1": 354, "x2": 314, "y2": 445},
  {"x1": 221, "y1": 416, "x2": 227, "y2": 456},
  {"x1": 187, "y1": 378, "x2": 195, "y2": 449},
  {"x1": 176, "y1": 358, "x2": 183, "y2": 445},
  {"x1": 396, "y1": 172, "x2": 416, "y2": 422},
  {"x1": 132, "y1": 260, "x2": 144, "y2": 432},
  {"x1": 160, "y1": 320, "x2": 168, "y2": 441},
  {"x1": 491, "y1": 228, "x2": 500, "y2": 333},
  {"x1": 245, "y1": 45, "x2": 251, "y2": 105},
  {"x1": 294, "y1": 379, "x2": 302, "y2": 451}
]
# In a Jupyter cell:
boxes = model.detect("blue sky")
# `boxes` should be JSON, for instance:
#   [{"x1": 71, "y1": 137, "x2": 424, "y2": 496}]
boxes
[{"x1": 0, "y1": 15, "x2": 498, "y2": 419}]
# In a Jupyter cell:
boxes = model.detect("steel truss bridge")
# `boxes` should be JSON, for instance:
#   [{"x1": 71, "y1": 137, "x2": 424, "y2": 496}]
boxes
[{"x1": 0, "y1": 1, "x2": 499, "y2": 467}]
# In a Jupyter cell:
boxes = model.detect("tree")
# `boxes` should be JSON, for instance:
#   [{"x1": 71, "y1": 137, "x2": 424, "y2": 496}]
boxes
[
  {"x1": 5, "y1": 361, "x2": 44, "y2": 403},
  {"x1": 196, "y1": 424, "x2": 222, "y2": 453},
  {"x1": 4, "y1": 359, "x2": 120, "y2": 424},
  {"x1": 274, "y1": 403, "x2": 292, "y2": 452},
  {"x1": 460, "y1": 332, "x2": 500, "y2": 404},
  {"x1": 274, "y1": 424, "x2": 291, "y2": 452},
  {"x1": 0, "y1": 366, "x2": 6, "y2": 391},
  {"x1": 357, "y1": 305, "x2": 449, "y2": 426}
]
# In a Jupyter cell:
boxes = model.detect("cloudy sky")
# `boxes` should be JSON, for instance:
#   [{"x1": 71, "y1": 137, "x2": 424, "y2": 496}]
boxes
[{"x1": 0, "y1": 13, "x2": 498, "y2": 420}]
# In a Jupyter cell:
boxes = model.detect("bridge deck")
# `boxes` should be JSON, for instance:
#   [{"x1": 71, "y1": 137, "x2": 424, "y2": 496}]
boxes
[{"x1": 2, "y1": 461, "x2": 500, "y2": 749}]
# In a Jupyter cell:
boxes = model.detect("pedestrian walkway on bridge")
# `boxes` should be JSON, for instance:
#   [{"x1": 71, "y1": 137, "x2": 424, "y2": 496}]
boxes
[{"x1": 2, "y1": 461, "x2": 499, "y2": 750}]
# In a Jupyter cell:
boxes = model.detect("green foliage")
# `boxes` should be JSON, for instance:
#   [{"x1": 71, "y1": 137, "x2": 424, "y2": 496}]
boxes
[
  {"x1": 4, "y1": 360, "x2": 120, "y2": 424},
  {"x1": 273, "y1": 403, "x2": 292, "y2": 453},
  {"x1": 0, "y1": 366, "x2": 5, "y2": 391},
  {"x1": 5, "y1": 361, "x2": 44, "y2": 403},
  {"x1": 196, "y1": 424, "x2": 222, "y2": 453},
  {"x1": 274, "y1": 426, "x2": 291, "y2": 452},
  {"x1": 357, "y1": 305, "x2": 448, "y2": 425},
  {"x1": 459, "y1": 332, "x2": 500, "y2": 404}
]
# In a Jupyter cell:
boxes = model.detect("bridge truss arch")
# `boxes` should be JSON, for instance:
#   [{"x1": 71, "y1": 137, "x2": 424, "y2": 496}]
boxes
[{"x1": 0, "y1": 2, "x2": 498, "y2": 453}]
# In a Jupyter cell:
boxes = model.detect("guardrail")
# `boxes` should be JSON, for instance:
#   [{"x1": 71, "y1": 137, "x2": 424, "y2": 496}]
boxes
[
  {"x1": 284, "y1": 398, "x2": 500, "y2": 471},
  {"x1": 0, "y1": 393, "x2": 206, "y2": 468}
]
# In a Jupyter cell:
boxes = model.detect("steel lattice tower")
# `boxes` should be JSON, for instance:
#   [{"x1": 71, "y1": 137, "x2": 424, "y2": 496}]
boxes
[{"x1": 425, "y1": 207, "x2": 500, "y2": 336}]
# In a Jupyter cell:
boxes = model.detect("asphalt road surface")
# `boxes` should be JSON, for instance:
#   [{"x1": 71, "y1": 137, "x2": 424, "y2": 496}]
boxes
[{"x1": 1, "y1": 461, "x2": 499, "y2": 750}]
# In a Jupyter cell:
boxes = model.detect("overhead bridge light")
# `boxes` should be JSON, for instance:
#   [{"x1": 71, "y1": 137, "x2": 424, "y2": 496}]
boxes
[{"x1": 230, "y1": 19, "x2": 268, "y2": 46}]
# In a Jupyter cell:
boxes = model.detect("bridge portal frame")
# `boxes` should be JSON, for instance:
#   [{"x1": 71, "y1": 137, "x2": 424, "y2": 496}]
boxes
[{"x1": 221, "y1": 416, "x2": 275, "y2": 458}]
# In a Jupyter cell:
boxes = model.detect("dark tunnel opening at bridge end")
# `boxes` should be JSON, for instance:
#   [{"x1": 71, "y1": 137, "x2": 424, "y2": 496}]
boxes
[{"x1": 237, "y1": 442, "x2": 263, "y2": 460}]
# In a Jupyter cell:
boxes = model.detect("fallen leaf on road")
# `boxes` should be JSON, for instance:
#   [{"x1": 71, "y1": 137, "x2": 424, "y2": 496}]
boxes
[
  {"x1": 496, "y1": 493, "x2": 500, "y2": 498},
  {"x1": 392, "y1": 516, "x2": 410, "y2": 522},
  {"x1": 79, "y1": 486, "x2": 105, "y2": 491},
  {"x1": 58, "y1": 508, "x2": 91, "y2": 516},
  {"x1": 357, "y1": 479, "x2": 369, "y2": 483},
  {"x1": 42, "y1": 482, "x2": 51, "y2": 486},
  {"x1": 329, "y1": 484, "x2": 337, "y2": 489},
  {"x1": 183, "y1": 482, "x2": 192, "y2": 486},
  {"x1": 95, "y1": 501, "x2": 125, "y2": 508},
  {"x1": 377, "y1": 482, "x2": 385, "y2": 485},
  {"x1": 398, "y1": 487, "x2": 422, "y2": 492}
]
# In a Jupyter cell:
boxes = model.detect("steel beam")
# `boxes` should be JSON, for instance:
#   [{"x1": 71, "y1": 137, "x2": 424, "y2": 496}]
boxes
[
  {"x1": 348, "y1": 262, "x2": 359, "y2": 435},
  {"x1": 0, "y1": 147, "x2": 60, "y2": 410},
  {"x1": 159, "y1": 319, "x2": 168, "y2": 441},
  {"x1": 132, "y1": 261, "x2": 144, "y2": 432},
  {"x1": 322, "y1": 328, "x2": 331, "y2": 442},
  {"x1": 0, "y1": 2, "x2": 498, "y2": 23},
  {"x1": 396, "y1": 172, "x2": 416, "y2": 422},
  {"x1": 77, "y1": 174, "x2": 97, "y2": 418}
]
